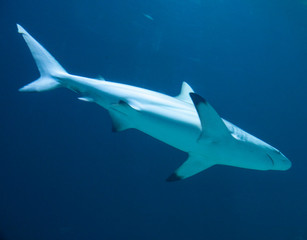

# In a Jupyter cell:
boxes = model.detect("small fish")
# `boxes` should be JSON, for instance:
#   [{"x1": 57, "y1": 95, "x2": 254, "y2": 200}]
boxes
[{"x1": 143, "y1": 13, "x2": 154, "y2": 21}]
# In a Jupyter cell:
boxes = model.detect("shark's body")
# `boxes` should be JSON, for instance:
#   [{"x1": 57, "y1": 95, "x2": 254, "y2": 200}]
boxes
[{"x1": 17, "y1": 24, "x2": 291, "y2": 181}]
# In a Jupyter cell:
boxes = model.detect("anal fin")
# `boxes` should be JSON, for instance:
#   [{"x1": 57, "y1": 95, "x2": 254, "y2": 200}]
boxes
[
  {"x1": 78, "y1": 96, "x2": 94, "y2": 102},
  {"x1": 108, "y1": 100, "x2": 139, "y2": 132},
  {"x1": 109, "y1": 110, "x2": 131, "y2": 132}
]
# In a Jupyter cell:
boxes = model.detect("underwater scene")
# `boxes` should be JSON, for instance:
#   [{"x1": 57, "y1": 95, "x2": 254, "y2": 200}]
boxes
[{"x1": 1, "y1": 0, "x2": 306, "y2": 239}]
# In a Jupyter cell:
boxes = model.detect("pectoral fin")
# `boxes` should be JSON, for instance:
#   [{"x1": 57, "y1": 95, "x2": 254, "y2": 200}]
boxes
[
  {"x1": 166, "y1": 154, "x2": 214, "y2": 181},
  {"x1": 190, "y1": 93, "x2": 230, "y2": 141}
]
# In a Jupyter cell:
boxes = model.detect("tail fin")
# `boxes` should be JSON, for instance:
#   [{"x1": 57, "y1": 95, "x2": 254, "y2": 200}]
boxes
[{"x1": 17, "y1": 24, "x2": 68, "y2": 92}]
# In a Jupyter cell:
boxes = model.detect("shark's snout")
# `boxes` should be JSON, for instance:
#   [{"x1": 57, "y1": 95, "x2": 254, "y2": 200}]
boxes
[
  {"x1": 267, "y1": 150, "x2": 292, "y2": 171},
  {"x1": 279, "y1": 156, "x2": 292, "y2": 170}
]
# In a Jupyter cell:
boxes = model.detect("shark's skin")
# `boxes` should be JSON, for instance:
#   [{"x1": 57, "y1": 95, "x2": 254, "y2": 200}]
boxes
[{"x1": 17, "y1": 24, "x2": 291, "y2": 181}]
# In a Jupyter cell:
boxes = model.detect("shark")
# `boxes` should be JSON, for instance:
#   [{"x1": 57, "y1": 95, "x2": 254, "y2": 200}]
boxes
[{"x1": 17, "y1": 24, "x2": 291, "y2": 181}]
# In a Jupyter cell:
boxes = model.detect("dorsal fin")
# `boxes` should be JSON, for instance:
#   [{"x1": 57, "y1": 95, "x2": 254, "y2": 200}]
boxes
[
  {"x1": 190, "y1": 93, "x2": 231, "y2": 141},
  {"x1": 97, "y1": 75, "x2": 105, "y2": 81},
  {"x1": 175, "y1": 82, "x2": 194, "y2": 104}
]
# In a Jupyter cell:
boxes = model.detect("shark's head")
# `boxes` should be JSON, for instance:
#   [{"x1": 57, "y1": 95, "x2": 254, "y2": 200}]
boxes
[{"x1": 266, "y1": 149, "x2": 292, "y2": 171}]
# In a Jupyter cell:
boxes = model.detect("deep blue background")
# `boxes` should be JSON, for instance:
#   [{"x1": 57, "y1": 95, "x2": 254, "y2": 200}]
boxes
[{"x1": 1, "y1": 0, "x2": 306, "y2": 239}]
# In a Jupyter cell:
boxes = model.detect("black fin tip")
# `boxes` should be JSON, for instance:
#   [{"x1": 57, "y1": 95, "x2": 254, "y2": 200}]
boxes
[
  {"x1": 166, "y1": 173, "x2": 183, "y2": 182},
  {"x1": 189, "y1": 93, "x2": 207, "y2": 105}
]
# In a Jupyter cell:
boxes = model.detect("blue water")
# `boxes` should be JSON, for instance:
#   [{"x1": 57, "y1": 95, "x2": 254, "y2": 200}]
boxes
[{"x1": 1, "y1": 0, "x2": 306, "y2": 239}]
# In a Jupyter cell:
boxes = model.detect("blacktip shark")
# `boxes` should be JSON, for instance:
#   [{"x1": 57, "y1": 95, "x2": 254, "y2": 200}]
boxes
[{"x1": 17, "y1": 24, "x2": 291, "y2": 181}]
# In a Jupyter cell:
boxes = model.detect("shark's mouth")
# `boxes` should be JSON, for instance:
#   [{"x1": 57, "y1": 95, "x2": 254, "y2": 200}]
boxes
[{"x1": 266, "y1": 153, "x2": 275, "y2": 166}]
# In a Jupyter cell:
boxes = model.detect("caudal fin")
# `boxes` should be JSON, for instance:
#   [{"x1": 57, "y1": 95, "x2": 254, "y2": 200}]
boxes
[{"x1": 17, "y1": 24, "x2": 68, "y2": 92}]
